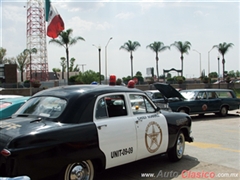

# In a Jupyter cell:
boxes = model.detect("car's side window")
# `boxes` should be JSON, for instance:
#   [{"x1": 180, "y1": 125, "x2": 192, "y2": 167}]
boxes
[
  {"x1": 95, "y1": 95, "x2": 127, "y2": 119},
  {"x1": 129, "y1": 94, "x2": 155, "y2": 115},
  {"x1": 95, "y1": 97, "x2": 108, "y2": 119},
  {"x1": 216, "y1": 91, "x2": 233, "y2": 98},
  {"x1": 196, "y1": 92, "x2": 207, "y2": 99},
  {"x1": 207, "y1": 92, "x2": 218, "y2": 99}
]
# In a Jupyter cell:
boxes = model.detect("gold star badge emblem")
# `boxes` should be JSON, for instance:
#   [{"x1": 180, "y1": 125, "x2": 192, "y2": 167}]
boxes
[{"x1": 145, "y1": 121, "x2": 162, "y2": 153}]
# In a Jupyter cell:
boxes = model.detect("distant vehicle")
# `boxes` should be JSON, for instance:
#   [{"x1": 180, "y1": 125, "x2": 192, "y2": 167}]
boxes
[
  {"x1": 154, "y1": 83, "x2": 240, "y2": 116},
  {"x1": 0, "y1": 96, "x2": 30, "y2": 120},
  {"x1": 0, "y1": 95, "x2": 22, "y2": 100},
  {"x1": 144, "y1": 90, "x2": 170, "y2": 111}
]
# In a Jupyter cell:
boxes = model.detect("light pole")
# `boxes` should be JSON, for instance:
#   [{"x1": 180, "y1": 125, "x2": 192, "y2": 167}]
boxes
[
  {"x1": 93, "y1": 44, "x2": 101, "y2": 84},
  {"x1": 193, "y1": 49, "x2": 201, "y2": 77},
  {"x1": 105, "y1": 37, "x2": 113, "y2": 84},
  {"x1": 208, "y1": 47, "x2": 214, "y2": 76}
]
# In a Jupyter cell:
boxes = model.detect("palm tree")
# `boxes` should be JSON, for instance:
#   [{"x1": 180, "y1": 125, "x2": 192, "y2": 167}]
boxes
[
  {"x1": 16, "y1": 51, "x2": 29, "y2": 82},
  {"x1": 49, "y1": 29, "x2": 85, "y2": 84},
  {"x1": 171, "y1": 41, "x2": 191, "y2": 77},
  {"x1": 60, "y1": 57, "x2": 66, "y2": 79},
  {"x1": 23, "y1": 48, "x2": 37, "y2": 79},
  {"x1": 120, "y1": 40, "x2": 141, "y2": 78},
  {"x1": 213, "y1": 42, "x2": 234, "y2": 79},
  {"x1": 146, "y1": 42, "x2": 170, "y2": 81}
]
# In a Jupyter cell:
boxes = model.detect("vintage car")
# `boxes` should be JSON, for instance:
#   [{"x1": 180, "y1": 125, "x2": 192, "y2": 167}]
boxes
[
  {"x1": 154, "y1": 83, "x2": 240, "y2": 116},
  {"x1": 0, "y1": 96, "x2": 30, "y2": 120},
  {"x1": 144, "y1": 90, "x2": 170, "y2": 111},
  {"x1": 0, "y1": 85, "x2": 193, "y2": 180}
]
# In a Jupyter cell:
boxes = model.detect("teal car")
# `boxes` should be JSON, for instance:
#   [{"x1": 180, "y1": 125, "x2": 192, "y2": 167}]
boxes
[
  {"x1": 154, "y1": 83, "x2": 240, "y2": 116},
  {"x1": 0, "y1": 96, "x2": 30, "y2": 120}
]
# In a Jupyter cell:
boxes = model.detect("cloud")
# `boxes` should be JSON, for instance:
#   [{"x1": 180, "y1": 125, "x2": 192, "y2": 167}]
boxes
[
  {"x1": 67, "y1": 16, "x2": 112, "y2": 33},
  {"x1": 2, "y1": 4, "x2": 25, "y2": 23},
  {"x1": 194, "y1": 10, "x2": 209, "y2": 17},
  {"x1": 56, "y1": 2, "x2": 105, "y2": 12},
  {"x1": 115, "y1": 12, "x2": 135, "y2": 19}
]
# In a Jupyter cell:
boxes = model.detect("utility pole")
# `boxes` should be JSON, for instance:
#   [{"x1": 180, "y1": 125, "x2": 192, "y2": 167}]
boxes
[{"x1": 78, "y1": 64, "x2": 86, "y2": 73}]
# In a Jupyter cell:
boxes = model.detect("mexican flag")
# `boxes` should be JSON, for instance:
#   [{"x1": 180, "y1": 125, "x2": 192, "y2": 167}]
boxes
[{"x1": 45, "y1": 0, "x2": 64, "y2": 38}]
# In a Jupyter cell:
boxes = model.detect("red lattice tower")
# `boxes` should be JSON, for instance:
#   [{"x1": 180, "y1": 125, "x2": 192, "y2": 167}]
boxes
[{"x1": 26, "y1": 0, "x2": 48, "y2": 81}]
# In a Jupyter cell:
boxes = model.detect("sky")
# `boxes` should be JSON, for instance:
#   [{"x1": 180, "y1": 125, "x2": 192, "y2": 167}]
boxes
[{"x1": 1, "y1": 0, "x2": 239, "y2": 80}]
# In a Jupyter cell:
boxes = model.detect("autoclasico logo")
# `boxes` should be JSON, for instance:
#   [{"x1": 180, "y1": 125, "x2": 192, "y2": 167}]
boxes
[
  {"x1": 141, "y1": 170, "x2": 238, "y2": 178},
  {"x1": 181, "y1": 170, "x2": 215, "y2": 178},
  {"x1": 155, "y1": 170, "x2": 215, "y2": 178}
]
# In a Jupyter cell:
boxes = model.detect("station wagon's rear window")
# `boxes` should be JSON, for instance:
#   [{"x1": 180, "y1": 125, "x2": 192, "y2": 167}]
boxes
[{"x1": 216, "y1": 91, "x2": 233, "y2": 98}]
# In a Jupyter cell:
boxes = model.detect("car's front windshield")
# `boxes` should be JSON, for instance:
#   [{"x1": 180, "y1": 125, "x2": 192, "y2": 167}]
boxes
[
  {"x1": 15, "y1": 96, "x2": 67, "y2": 118},
  {"x1": 180, "y1": 91, "x2": 197, "y2": 100}
]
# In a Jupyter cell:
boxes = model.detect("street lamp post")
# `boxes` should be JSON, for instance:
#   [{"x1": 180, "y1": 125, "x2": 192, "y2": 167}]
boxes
[
  {"x1": 105, "y1": 37, "x2": 113, "y2": 84},
  {"x1": 193, "y1": 49, "x2": 201, "y2": 77},
  {"x1": 208, "y1": 47, "x2": 214, "y2": 76},
  {"x1": 93, "y1": 44, "x2": 101, "y2": 84}
]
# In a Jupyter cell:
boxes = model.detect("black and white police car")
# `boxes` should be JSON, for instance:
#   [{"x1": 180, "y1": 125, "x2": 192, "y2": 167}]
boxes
[{"x1": 0, "y1": 84, "x2": 193, "y2": 180}]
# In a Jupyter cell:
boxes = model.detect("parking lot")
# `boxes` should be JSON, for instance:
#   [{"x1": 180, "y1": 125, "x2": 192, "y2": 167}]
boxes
[{"x1": 95, "y1": 110, "x2": 240, "y2": 180}]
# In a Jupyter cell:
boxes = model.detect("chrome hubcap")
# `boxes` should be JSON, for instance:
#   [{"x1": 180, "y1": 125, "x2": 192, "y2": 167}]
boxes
[
  {"x1": 69, "y1": 162, "x2": 91, "y2": 180},
  {"x1": 176, "y1": 134, "x2": 184, "y2": 158}
]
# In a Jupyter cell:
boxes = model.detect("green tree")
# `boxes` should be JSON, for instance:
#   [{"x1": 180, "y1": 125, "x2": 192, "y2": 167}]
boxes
[
  {"x1": 15, "y1": 51, "x2": 29, "y2": 82},
  {"x1": 236, "y1": 70, "x2": 240, "y2": 77},
  {"x1": 52, "y1": 68, "x2": 61, "y2": 79},
  {"x1": 0, "y1": 47, "x2": 7, "y2": 64},
  {"x1": 69, "y1": 57, "x2": 79, "y2": 72},
  {"x1": 146, "y1": 41, "x2": 170, "y2": 81},
  {"x1": 76, "y1": 70, "x2": 101, "y2": 84},
  {"x1": 209, "y1": 72, "x2": 218, "y2": 78},
  {"x1": 49, "y1": 29, "x2": 85, "y2": 84},
  {"x1": 120, "y1": 40, "x2": 141, "y2": 78},
  {"x1": 213, "y1": 42, "x2": 234, "y2": 80},
  {"x1": 23, "y1": 48, "x2": 37, "y2": 79},
  {"x1": 228, "y1": 70, "x2": 235, "y2": 78},
  {"x1": 171, "y1": 41, "x2": 191, "y2": 77},
  {"x1": 122, "y1": 76, "x2": 132, "y2": 85},
  {"x1": 134, "y1": 71, "x2": 144, "y2": 84},
  {"x1": 0, "y1": 47, "x2": 16, "y2": 64},
  {"x1": 116, "y1": 78, "x2": 123, "y2": 85}
]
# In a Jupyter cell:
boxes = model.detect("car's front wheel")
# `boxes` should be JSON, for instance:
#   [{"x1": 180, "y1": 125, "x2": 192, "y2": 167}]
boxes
[
  {"x1": 64, "y1": 160, "x2": 94, "y2": 180},
  {"x1": 168, "y1": 131, "x2": 185, "y2": 162}
]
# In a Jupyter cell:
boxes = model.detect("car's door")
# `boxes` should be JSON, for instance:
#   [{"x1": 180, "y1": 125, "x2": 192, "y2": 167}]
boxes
[
  {"x1": 193, "y1": 91, "x2": 210, "y2": 113},
  {"x1": 206, "y1": 91, "x2": 222, "y2": 112},
  {"x1": 94, "y1": 93, "x2": 137, "y2": 169},
  {"x1": 127, "y1": 93, "x2": 168, "y2": 160}
]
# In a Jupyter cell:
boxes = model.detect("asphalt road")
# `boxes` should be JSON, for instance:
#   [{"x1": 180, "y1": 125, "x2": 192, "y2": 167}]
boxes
[{"x1": 95, "y1": 110, "x2": 240, "y2": 180}]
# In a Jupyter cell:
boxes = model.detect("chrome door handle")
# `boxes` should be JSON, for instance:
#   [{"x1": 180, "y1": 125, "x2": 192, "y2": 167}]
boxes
[{"x1": 97, "y1": 124, "x2": 107, "y2": 130}]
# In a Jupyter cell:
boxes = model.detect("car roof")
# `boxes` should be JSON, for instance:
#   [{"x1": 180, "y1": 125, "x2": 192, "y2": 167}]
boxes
[
  {"x1": 181, "y1": 89, "x2": 233, "y2": 92},
  {"x1": 145, "y1": 90, "x2": 160, "y2": 93},
  {"x1": 34, "y1": 85, "x2": 143, "y2": 100}
]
